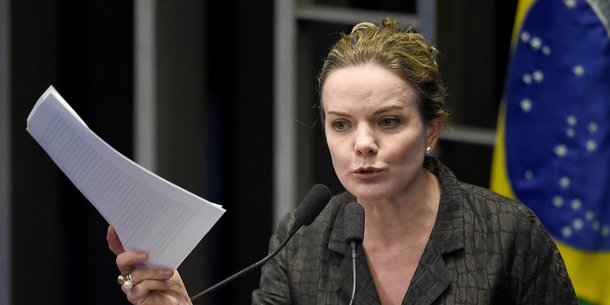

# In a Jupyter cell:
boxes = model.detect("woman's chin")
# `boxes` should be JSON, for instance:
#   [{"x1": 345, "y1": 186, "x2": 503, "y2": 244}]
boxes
[{"x1": 348, "y1": 185, "x2": 387, "y2": 202}]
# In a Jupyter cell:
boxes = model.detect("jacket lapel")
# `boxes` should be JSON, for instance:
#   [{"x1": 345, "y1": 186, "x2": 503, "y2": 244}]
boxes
[
  {"x1": 403, "y1": 162, "x2": 466, "y2": 305},
  {"x1": 402, "y1": 242, "x2": 451, "y2": 305}
]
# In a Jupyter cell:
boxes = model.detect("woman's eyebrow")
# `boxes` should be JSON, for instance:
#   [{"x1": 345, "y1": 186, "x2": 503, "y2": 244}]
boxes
[
  {"x1": 326, "y1": 110, "x2": 352, "y2": 117},
  {"x1": 326, "y1": 104, "x2": 405, "y2": 117},
  {"x1": 374, "y1": 104, "x2": 404, "y2": 115}
]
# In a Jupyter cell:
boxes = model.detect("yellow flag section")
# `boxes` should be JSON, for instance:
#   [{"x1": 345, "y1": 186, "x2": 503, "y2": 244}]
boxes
[{"x1": 491, "y1": 0, "x2": 610, "y2": 304}]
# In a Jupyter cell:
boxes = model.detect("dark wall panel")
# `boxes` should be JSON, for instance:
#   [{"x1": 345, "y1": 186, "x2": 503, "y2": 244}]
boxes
[{"x1": 204, "y1": 1, "x2": 274, "y2": 304}]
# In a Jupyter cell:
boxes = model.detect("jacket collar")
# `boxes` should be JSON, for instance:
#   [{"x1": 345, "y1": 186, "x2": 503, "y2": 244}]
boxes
[{"x1": 328, "y1": 159, "x2": 466, "y2": 305}]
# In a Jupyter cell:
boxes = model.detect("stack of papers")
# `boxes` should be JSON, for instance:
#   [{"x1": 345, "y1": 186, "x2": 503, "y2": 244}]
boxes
[{"x1": 26, "y1": 86, "x2": 225, "y2": 269}]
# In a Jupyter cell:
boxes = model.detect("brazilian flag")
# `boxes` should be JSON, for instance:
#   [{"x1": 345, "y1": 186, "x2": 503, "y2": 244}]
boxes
[{"x1": 491, "y1": 0, "x2": 610, "y2": 304}]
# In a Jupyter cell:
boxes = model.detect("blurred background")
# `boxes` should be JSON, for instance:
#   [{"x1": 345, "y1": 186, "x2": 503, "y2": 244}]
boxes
[{"x1": 0, "y1": 0, "x2": 518, "y2": 304}]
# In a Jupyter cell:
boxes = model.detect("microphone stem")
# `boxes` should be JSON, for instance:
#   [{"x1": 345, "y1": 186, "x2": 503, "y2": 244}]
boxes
[
  {"x1": 348, "y1": 242, "x2": 357, "y2": 305},
  {"x1": 190, "y1": 224, "x2": 300, "y2": 303}
]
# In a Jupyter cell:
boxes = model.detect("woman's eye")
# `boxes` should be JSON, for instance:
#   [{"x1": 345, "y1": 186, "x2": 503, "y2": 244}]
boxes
[
  {"x1": 380, "y1": 117, "x2": 400, "y2": 128},
  {"x1": 332, "y1": 120, "x2": 348, "y2": 130}
]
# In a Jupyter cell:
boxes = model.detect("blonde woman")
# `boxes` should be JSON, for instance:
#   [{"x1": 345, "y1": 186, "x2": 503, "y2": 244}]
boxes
[{"x1": 108, "y1": 19, "x2": 577, "y2": 305}]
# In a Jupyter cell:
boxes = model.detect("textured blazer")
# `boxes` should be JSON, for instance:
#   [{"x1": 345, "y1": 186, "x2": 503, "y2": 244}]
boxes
[{"x1": 252, "y1": 160, "x2": 577, "y2": 304}]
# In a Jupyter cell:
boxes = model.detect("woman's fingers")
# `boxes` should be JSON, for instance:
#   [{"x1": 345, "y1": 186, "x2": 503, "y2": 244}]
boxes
[
  {"x1": 116, "y1": 251, "x2": 148, "y2": 276},
  {"x1": 122, "y1": 270, "x2": 188, "y2": 305},
  {"x1": 122, "y1": 274, "x2": 172, "y2": 294},
  {"x1": 108, "y1": 226, "x2": 190, "y2": 304},
  {"x1": 128, "y1": 268, "x2": 175, "y2": 287},
  {"x1": 125, "y1": 279, "x2": 172, "y2": 303},
  {"x1": 107, "y1": 226, "x2": 125, "y2": 255}
]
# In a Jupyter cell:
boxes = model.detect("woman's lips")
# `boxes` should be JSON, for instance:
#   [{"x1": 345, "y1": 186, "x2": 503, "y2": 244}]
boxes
[{"x1": 353, "y1": 167, "x2": 383, "y2": 179}]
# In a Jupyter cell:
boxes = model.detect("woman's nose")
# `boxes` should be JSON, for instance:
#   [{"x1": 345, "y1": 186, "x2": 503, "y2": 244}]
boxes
[{"x1": 354, "y1": 126, "x2": 378, "y2": 156}]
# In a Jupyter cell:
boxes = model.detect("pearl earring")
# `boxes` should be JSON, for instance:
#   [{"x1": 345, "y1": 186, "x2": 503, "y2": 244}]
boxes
[{"x1": 426, "y1": 146, "x2": 431, "y2": 155}]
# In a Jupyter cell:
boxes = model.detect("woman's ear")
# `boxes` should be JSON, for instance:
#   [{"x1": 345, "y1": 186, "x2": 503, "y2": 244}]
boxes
[{"x1": 425, "y1": 119, "x2": 442, "y2": 150}]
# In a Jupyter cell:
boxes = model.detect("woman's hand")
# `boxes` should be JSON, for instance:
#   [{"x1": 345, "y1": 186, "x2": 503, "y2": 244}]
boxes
[{"x1": 107, "y1": 226, "x2": 193, "y2": 305}]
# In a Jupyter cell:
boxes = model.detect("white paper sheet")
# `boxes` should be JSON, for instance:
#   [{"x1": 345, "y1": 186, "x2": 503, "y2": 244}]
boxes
[{"x1": 26, "y1": 85, "x2": 225, "y2": 269}]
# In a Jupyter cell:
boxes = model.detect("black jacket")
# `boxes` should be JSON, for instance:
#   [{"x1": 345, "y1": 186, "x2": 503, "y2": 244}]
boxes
[{"x1": 252, "y1": 160, "x2": 577, "y2": 304}]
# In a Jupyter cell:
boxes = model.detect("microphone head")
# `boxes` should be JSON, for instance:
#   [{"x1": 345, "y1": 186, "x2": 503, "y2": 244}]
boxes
[
  {"x1": 293, "y1": 184, "x2": 332, "y2": 227},
  {"x1": 344, "y1": 202, "x2": 365, "y2": 245}
]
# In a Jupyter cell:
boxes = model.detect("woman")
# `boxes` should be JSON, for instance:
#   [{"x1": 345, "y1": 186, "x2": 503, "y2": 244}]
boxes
[{"x1": 108, "y1": 18, "x2": 577, "y2": 304}]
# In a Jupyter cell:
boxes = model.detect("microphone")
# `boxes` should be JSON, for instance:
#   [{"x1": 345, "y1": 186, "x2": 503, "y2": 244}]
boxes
[
  {"x1": 190, "y1": 184, "x2": 332, "y2": 302},
  {"x1": 343, "y1": 202, "x2": 365, "y2": 305}
]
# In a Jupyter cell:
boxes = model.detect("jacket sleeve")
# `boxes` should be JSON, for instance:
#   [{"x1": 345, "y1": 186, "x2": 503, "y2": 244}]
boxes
[
  {"x1": 512, "y1": 212, "x2": 578, "y2": 304},
  {"x1": 251, "y1": 212, "x2": 295, "y2": 305}
]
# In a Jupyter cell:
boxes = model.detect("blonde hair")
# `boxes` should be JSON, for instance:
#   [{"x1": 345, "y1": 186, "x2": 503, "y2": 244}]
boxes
[{"x1": 318, "y1": 18, "x2": 449, "y2": 126}]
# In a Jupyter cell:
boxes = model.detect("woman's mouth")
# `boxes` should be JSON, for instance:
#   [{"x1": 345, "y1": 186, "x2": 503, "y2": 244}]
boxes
[{"x1": 354, "y1": 167, "x2": 383, "y2": 179}]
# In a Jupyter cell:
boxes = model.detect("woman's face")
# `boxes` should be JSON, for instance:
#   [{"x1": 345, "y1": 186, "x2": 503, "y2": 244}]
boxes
[{"x1": 322, "y1": 64, "x2": 439, "y2": 203}]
